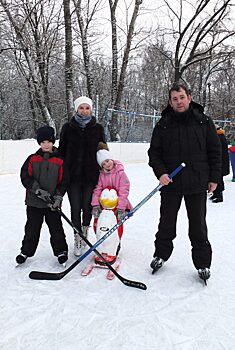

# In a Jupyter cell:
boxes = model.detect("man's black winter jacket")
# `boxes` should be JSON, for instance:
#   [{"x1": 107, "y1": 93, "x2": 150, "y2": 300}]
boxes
[{"x1": 148, "y1": 102, "x2": 221, "y2": 194}]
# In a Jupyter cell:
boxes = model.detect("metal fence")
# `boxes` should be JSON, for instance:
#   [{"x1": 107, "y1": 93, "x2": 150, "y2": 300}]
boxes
[
  {"x1": 213, "y1": 120, "x2": 235, "y2": 142},
  {"x1": 104, "y1": 109, "x2": 160, "y2": 142},
  {"x1": 102, "y1": 108, "x2": 235, "y2": 143}
]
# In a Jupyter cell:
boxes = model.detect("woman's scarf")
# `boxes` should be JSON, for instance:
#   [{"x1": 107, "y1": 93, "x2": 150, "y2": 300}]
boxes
[{"x1": 74, "y1": 113, "x2": 92, "y2": 128}]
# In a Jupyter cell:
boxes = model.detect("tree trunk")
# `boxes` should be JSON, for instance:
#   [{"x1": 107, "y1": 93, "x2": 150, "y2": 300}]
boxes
[
  {"x1": 63, "y1": 0, "x2": 74, "y2": 121},
  {"x1": 109, "y1": 0, "x2": 118, "y2": 107},
  {"x1": 73, "y1": 0, "x2": 94, "y2": 99},
  {"x1": 115, "y1": 0, "x2": 143, "y2": 108},
  {"x1": 109, "y1": 0, "x2": 143, "y2": 141},
  {"x1": 0, "y1": 0, "x2": 55, "y2": 129},
  {"x1": 108, "y1": 0, "x2": 119, "y2": 141}
]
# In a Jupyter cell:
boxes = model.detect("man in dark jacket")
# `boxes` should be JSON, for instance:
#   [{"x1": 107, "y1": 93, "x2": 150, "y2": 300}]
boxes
[
  {"x1": 209, "y1": 125, "x2": 230, "y2": 203},
  {"x1": 148, "y1": 83, "x2": 221, "y2": 283}
]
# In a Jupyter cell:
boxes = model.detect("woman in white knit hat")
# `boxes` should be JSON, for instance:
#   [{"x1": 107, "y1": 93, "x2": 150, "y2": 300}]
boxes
[{"x1": 58, "y1": 96, "x2": 106, "y2": 257}]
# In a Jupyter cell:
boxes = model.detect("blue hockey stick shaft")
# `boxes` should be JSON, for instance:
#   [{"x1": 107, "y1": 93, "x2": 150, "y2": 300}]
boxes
[{"x1": 79, "y1": 162, "x2": 186, "y2": 261}]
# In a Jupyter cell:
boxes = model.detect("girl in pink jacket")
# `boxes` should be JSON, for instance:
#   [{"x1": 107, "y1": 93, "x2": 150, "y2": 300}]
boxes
[{"x1": 91, "y1": 146, "x2": 132, "y2": 241}]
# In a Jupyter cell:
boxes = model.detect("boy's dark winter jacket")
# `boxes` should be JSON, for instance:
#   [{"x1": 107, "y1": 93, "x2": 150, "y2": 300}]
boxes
[
  {"x1": 148, "y1": 101, "x2": 222, "y2": 194},
  {"x1": 21, "y1": 147, "x2": 68, "y2": 208},
  {"x1": 58, "y1": 116, "x2": 106, "y2": 184}
]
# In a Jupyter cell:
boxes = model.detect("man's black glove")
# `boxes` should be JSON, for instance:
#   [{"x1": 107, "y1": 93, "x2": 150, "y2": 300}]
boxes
[
  {"x1": 50, "y1": 195, "x2": 63, "y2": 211},
  {"x1": 35, "y1": 189, "x2": 52, "y2": 203}
]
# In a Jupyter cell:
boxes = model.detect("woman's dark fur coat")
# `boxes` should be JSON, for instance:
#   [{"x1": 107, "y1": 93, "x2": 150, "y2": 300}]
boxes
[{"x1": 58, "y1": 116, "x2": 106, "y2": 185}]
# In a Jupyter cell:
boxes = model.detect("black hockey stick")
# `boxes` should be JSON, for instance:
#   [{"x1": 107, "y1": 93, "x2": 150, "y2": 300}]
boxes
[{"x1": 29, "y1": 209, "x2": 147, "y2": 290}]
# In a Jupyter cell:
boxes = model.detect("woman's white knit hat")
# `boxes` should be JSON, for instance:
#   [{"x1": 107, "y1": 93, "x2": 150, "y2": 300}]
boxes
[
  {"x1": 97, "y1": 149, "x2": 113, "y2": 167},
  {"x1": 74, "y1": 96, "x2": 93, "y2": 111}
]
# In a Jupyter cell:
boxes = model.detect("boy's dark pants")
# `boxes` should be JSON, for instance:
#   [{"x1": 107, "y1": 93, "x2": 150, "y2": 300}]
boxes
[
  {"x1": 154, "y1": 191, "x2": 212, "y2": 269},
  {"x1": 21, "y1": 206, "x2": 68, "y2": 257}
]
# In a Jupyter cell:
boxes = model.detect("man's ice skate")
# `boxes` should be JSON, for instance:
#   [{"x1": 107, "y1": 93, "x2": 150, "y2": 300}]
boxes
[
  {"x1": 16, "y1": 253, "x2": 27, "y2": 266},
  {"x1": 150, "y1": 257, "x2": 164, "y2": 274},
  {"x1": 198, "y1": 268, "x2": 210, "y2": 285}
]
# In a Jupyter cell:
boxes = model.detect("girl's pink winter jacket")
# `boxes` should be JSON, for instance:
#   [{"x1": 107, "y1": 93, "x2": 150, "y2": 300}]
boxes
[{"x1": 91, "y1": 160, "x2": 132, "y2": 210}]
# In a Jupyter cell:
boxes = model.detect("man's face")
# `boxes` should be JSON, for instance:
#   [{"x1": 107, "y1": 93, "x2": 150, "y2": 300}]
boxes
[{"x1": 169, "y1": 88, "x2": 192, "y2": 113}]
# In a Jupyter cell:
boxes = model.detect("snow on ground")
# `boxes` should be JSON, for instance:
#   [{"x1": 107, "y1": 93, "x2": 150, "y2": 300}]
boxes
[{"x1": 0, "y1": 163, "x2": 235, "y2": 350}]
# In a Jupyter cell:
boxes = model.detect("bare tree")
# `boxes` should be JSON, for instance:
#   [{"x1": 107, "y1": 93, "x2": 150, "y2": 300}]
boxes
[
  {"x1": 0, "y1": 0, "x2": 234, "y2": 141},
  {"x1": 0, "y1": 0, "x2": 64, "y2": 130},
  {"x1": 63, "y1": 0, "x2": 74, "y2": 120},
  {"x1": 108, "y1": 0, "x2": 119, "y2": 107},
  {"x1": 136, "y1": 39, "x2": 173, "y2": 113},
  {"x1": 160, "y1": 0, "x2": 235, "y2": 83},
  {"x1": 198, "y1": 51, "x2": 234, "y2": 110},
  {"x1": 115, "y1": 0, "x2": 143, "y2": 108},
  {"x1": 108, "y1": 0, "x2": 144, "y2": 140},
  {"x1": 208, "y1": 55, "x2": 235, "y2": 119},
  {"x1": 73, "y1": 0, "x2": 96, "y2": 98}
]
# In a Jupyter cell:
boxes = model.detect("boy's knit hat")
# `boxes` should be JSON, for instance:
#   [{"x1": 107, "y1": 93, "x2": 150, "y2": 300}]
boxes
[
  {"x1": 74, "y1": 96, "x2": 93, "y2": 112},
  {"x1": 97, "y1": 149, "x2": 113, "y2": 167},
  {"x1": 36, "y1": 126, "x2": 55, "y2": 144}
]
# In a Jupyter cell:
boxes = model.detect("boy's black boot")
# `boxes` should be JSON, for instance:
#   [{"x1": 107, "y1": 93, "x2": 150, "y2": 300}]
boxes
[{"x1": 57, "y1": 251, "x2": 68, "y2": 264}]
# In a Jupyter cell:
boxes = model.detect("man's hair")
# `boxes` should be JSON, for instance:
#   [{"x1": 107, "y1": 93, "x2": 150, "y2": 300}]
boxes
[{"x1": 168, "y1": 83, "x2": 191, "y2": 100}]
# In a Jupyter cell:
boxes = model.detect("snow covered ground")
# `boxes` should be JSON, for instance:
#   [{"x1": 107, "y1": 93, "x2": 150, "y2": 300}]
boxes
[{"x1": 1, "y1": 163, "x2": 235, "y2": 350}]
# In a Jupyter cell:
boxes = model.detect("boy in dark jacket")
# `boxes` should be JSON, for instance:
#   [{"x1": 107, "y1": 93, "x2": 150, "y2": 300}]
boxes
[{"x1": 16, "y1": 126, "x2": 69, "y2": 265}]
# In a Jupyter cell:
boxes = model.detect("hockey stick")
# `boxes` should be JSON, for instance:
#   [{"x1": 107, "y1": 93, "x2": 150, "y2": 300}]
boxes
[
  {"x1": 29, "y1": 208, "x2": 147, "y2": 290},
  {"x1": 29, "y1": 163, "x2": 185, "y2": 286}
]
